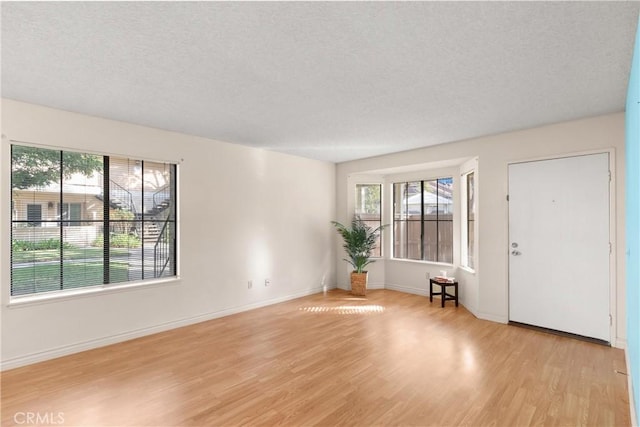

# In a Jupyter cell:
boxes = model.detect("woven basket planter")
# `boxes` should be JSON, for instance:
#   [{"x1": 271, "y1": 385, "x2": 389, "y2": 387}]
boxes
[{"x1": 350, "y1": 272, "x2": 368, "y2": 296}]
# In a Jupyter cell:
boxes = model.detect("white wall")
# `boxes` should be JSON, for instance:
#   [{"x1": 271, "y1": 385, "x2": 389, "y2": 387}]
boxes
[
  {"x1": 336, "y1": 113, "x2": 627, "y2": 346},
  {"x1": 1, "y1": 99, "x2": 336, "y2": 368}
]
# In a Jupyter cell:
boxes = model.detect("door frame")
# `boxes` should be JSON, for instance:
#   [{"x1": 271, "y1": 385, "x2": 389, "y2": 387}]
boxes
[{"x1": 506, "y1": 148, "x2": 618, "y2": 345}]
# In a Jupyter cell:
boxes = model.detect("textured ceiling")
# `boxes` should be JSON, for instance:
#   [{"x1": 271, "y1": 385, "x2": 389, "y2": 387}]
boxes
[{"x1": 2, "y1": 2, "x2": 639, "y2": 163}]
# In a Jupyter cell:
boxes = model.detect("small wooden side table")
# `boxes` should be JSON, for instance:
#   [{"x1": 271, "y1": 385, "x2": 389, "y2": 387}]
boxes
[{"x1": 429, "y1": 278, "x2": 459, "y2": 307}]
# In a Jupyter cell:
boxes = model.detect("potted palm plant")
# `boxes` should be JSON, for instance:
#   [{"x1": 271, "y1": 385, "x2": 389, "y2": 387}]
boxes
[{"x1": 332, "y1": 215, "x2": 387, "y2": 296}]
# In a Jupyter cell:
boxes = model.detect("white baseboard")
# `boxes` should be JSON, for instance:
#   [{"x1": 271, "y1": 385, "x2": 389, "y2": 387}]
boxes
[
  {"x1": 384, "y1": 283, "x2": 427, "y2": 296},
  {"x1": 625, "y1": 346, "x2": 638, "y2": 427},
  {"x1": 384, "y1": 284, "x2": 482, "y2": 316},
  {"x1": 1, "y1": 286, "x2": 326, "y2": 371},
  {"x1": 477, "y1": 311, "x2": 509, "y2": 324},
  {"x1": 460, "y1": 301, "x2": 478, "y2": 318},
  {"x1": 335, "y1": 283, "x2": 384, "y2": 291}
]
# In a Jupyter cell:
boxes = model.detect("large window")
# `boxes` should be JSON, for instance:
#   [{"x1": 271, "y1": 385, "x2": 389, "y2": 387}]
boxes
[
  {"x1": 10, "y1": 145, "x2": 177, "y2": 297},
  {"x1": 462, "y1": 172, "x2": 475, "y2": 269},
  {"x1": 393, "y1": 178, "x2": 453, "y2": 263},
  {"x1": 355, "y1": 184, "x2": 382, "y2": 257}
]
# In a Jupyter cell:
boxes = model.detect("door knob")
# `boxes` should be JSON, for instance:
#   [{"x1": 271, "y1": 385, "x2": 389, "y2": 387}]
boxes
[{"x1": 511, "y1": 250, "x2": 521, "y2": 256}]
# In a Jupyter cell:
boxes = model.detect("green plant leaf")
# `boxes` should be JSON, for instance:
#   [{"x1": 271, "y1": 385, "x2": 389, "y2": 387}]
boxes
[{"x1": 332, "y1": 215, "x2": 388, "y2": 273}]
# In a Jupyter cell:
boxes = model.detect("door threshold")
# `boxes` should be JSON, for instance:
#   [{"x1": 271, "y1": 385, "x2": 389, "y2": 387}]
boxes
[{"x1": 508, "y1": 321, "x2": 610, "y2": 346}]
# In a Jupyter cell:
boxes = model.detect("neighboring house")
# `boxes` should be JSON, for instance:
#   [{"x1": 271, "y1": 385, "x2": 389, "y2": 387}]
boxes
[
  {"x1": 406, "y1": 191, "x2": 453, "y2": 215},
  {"x1": 12, "y1": 173, "x2": 104, "y2": 246},
  {"x1": 12, "y1": 159, "x2": 172, "y2": 246}
]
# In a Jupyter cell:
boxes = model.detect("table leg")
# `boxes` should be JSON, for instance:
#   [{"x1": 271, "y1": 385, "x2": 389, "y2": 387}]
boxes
[
  {"x1": 455, "y1": 283, "x2": 459, "y2": 307},
  {"x1": 429, "y1": 280, "x2": 433, "y2": 302}
]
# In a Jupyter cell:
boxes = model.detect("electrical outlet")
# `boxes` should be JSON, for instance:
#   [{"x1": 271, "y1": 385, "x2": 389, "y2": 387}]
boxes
[
  {"x1": 248, "y1": 280, "x2": 253, "y2": 289},
  {"x1": 264, "y1": 279, "x2": 270, "y2": 287}
]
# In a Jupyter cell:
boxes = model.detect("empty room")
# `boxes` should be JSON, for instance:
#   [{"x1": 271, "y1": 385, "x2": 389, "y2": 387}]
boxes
[{"x1": 2, "y1": 2, "x2": 640, "y2": 426}]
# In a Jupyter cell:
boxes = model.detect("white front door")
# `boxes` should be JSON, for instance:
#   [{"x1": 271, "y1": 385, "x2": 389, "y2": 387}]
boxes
[{"x1": 508, "y1": 153, "x2": 610, "y2": 342}]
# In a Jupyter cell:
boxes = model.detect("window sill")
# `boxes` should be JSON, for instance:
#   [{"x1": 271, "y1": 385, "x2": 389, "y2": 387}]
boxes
[
  {"x1": 6, "y1": 276, "x2": 181, "y2": 308},
  {"x1": 458, "y1": 266, "x2": 476, "y2": 274},
  {"x1": 388, "y1": 258, "x2": 454, "y2": 267}
]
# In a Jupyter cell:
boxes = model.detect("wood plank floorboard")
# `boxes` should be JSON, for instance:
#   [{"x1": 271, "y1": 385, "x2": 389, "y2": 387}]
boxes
[{"x1": 0, "y1": 289, "x2": 630, "y2": 426}]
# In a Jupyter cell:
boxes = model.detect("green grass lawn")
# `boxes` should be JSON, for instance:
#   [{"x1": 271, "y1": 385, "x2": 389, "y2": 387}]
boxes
[
  {"x1": 12, "y1": 247, "x2": 130, "y2": 263},
  {"x1": 11, "y1": 261, "x2": 129, "y2": 296}
]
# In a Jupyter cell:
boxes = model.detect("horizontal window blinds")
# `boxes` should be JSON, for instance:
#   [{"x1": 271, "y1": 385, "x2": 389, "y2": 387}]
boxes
[{"x1": 11, "y1": 144, "x2": 177, "y2": 296}]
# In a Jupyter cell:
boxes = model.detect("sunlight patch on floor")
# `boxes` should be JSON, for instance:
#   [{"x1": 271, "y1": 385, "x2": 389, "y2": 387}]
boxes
[{"x1": 299, "y1": 305, "x2": 385, "y2": 315}]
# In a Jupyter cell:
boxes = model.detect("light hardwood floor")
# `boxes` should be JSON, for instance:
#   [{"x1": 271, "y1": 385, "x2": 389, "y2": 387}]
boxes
[{"x1": 1, "y1": 290, "x2": 630, "y2": 426}]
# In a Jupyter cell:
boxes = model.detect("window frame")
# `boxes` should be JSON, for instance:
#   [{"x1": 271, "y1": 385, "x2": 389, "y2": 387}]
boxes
[
  {"x1": 461, "y1": 170, "x2": 475, "y2": 271},
  {"x1": 354, "y1": 183, "x2": 383, "y2": 258},
  {"x1": 459, "y1": 157, "x2": 477, "y2": 273},
  {"x1": 9, "y1": 142, "x2": 180, "y2": 303},
  {"x1": 392, "y1": 177, "x2": 454, "y2": 264}
]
